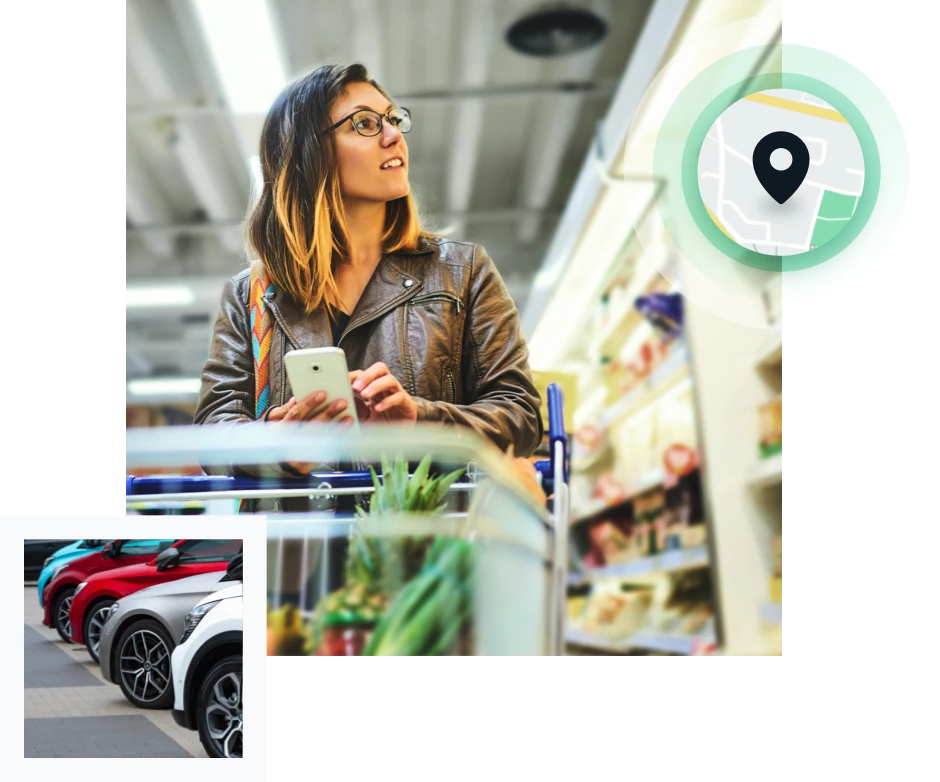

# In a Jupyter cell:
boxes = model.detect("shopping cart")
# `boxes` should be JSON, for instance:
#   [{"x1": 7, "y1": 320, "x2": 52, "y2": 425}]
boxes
[{"x1": 126, "y1": 384, "x2": 570, "y2": 655}]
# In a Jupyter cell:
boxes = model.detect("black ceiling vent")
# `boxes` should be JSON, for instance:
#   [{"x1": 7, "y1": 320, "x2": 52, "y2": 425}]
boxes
[{"x1": 506, "y1": 5, "x2": 608, "y2": 57}]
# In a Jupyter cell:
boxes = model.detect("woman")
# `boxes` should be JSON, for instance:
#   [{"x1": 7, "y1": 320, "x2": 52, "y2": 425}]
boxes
[{"x1": 194, "y1": 63, "x2": 543, "y2": 472}]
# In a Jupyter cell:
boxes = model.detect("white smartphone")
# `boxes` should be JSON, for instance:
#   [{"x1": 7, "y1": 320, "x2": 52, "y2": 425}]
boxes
[{"x1": 283, "y1": 347, "x2": 359, "y2": 428}]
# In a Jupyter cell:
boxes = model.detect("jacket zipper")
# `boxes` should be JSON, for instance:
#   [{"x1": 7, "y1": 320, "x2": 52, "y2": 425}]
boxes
[
  {"x1": 446, "y1": 370, "x2": 457, "y2": 404},
  {"x1": 337, "y1": 281, "x2": 424, "y2": 347},
  {"x1": 409, "y1": 292, "x2": 463, "y2": 315}
]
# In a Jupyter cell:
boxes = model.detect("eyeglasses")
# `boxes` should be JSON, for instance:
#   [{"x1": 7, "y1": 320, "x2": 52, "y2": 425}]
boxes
[{"x1": 325, "y1": 106, "x2": 412, "y2": 137}]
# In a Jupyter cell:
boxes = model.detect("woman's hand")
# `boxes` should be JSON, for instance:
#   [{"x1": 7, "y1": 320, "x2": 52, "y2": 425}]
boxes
[
  {"x1": 349, "y1": 362, "x2": 418, "y2": 424},
  {"x1": 266, "y1": 391, "x2": 355, "y2": 474}
]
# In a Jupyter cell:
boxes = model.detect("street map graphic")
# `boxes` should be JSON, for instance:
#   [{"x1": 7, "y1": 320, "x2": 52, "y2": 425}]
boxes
[{"x1": 698, "y1": 88, "x2": 864, "y2": 256}]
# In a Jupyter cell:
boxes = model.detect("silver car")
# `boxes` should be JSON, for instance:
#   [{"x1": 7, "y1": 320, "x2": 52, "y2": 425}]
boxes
[{"x1": 99, "y1": 570, "x2": 228, "y2": 709}]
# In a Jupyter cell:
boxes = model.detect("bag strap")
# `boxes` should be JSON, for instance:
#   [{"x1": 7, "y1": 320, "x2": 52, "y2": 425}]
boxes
[
  {"x1": 239, "y1": 260, "x2": 276, "y2": 515},
  {"x1": 249, "y1": 259, "x2": 276, "y2": 419}
]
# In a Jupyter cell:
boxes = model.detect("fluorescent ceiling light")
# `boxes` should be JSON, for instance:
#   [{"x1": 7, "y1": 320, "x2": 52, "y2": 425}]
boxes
[
  {"x1": 126, "y1": 285, "x2": 195, "y2": 308},
  {"x1": 127, "y1": 378, "x2": 202, "y2": 397},
  {"x1": 192, "y1": 0, "x2": 290, "y2": 114}
]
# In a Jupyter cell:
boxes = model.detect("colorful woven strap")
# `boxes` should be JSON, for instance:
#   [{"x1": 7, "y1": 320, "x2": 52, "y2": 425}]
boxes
[
  {"x1": 239, "y1": 260, "x2": 276, "y2": 514},
  {"x1": 250, "y1": 259, "x2": 275, "y2": 419}
]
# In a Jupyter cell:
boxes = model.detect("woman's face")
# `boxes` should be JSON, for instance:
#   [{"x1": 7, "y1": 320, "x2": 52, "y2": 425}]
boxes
[{"x1": 329, "y1": 82, "x2": 410, "y2": 206}]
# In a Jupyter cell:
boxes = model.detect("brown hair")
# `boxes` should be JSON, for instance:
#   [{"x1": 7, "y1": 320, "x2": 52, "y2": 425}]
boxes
[{"x1": 247, "y1": 63, "x2": 428, "y2": 315}]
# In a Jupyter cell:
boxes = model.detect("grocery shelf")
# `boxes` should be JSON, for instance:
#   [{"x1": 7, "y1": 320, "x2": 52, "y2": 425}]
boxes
[
  {"x1": 568, "y1": 545, "x2": 709, "y2": 585},
  {"x1": 592, "y1": 302, "x2": 645, "y2": 361},
  {"x1": 571, "y1": 467, "x2": 669, "y2": 524},
  {"x1": 565, "y1": 627, "x2": 714, "y2": 655},
  {"x1": 760, "y1": 601, "x2": 782, "y2": 626},
  {"x1": 599, "y1": 342, "x2": 690, "y2": 429},
  {"x1": 749, "y1": 453, "x2": 782, "y2": 488},
  {"x1": 590, "y1": 244, "x2": 673, "y2": 361}
]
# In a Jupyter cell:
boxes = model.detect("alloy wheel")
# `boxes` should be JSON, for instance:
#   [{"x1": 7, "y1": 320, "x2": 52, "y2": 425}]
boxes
[
  {"x1": 119, "y1": 629, "x2": 171, "y2": 704},
  {"x1": 86, "y1": 604, "x2": 112, "y2": 659},
  {"x1": 57, "y1": 596, "x2": 73, "y2": 638},
  {"x1": 205, "y1": 672, "x2": 243, "y2": 758}
]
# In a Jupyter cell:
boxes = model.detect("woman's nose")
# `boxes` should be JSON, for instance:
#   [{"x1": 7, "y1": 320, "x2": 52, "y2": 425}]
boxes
[{"x1": 380, "y1": 119, "x2": 403, "y2": 146}]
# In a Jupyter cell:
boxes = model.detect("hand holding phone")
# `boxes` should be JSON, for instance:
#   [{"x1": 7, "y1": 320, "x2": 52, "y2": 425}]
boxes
[{"x1": 280, "y1": 347, "x2": 359, "y2": 429}]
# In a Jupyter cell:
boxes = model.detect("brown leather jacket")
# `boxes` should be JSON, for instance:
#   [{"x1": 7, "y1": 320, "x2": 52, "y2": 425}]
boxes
[{"x1": 194, "y1": 237, "x2": 544, "y2": 461}]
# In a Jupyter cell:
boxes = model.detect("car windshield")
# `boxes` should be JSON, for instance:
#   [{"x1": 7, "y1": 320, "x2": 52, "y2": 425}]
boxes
[{"x1": 176, "y1": 539, "x2": 242, "y2": 564}]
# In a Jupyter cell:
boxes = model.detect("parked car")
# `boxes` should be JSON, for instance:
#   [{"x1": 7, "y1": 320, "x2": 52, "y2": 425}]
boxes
[
  {"x1": 36, "y1": 540, "x2": 108, "y2": 607},
  {"x1": 99, "y1": 563, "x2": 237, "y2": 709},
  {"x1": 24, "y1": 540, "x2": 78, "y2": 581},
  {"x1": 171, "y1": 561, "x2": 243, "y2": 759},
  {"x1": 70, "y1": 539, "x2": 241, "y2": 663},
  {"x1": 42, "y1": 539, "x2": 176, "y2": 642}
]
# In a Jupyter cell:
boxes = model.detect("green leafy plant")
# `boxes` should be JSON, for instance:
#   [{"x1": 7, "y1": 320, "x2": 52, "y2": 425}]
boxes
[
  {"x1": 361, "y1": 535, "x2": 474, "y2": 656},
  {"x1": 307, "y1": 453, "x2": 466, "y2": 655}
]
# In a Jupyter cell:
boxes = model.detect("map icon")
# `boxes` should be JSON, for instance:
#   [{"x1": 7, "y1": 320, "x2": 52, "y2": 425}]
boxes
[{"x1": 697, "y1": 88, "x2": 865, "y2": 256}]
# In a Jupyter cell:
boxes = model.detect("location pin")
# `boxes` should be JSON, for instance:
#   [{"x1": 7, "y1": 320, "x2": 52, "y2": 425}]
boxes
[{"x1": 752, "y1": 131, "x2": 810, "y2": 204}]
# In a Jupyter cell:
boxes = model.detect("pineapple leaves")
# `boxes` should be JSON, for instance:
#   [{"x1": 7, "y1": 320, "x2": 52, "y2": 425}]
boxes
[{"x1": 364, "y1": 454, "x2": 464, "y2": 515}]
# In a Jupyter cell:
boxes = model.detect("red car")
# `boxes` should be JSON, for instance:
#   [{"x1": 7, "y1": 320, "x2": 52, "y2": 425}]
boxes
[
  {"x1": 42, "y1": 539, "x2": 176, "y2": 642},
  {"x1": 69, "y1": 539, "x2": 242, "y2": 662}
]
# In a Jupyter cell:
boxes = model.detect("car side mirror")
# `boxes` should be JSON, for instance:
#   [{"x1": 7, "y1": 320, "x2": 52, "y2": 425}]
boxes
[
  {"x1": 154, "y1": 547, "x2": 180, "y2": 572},
  {"x1": 101, "y1": 543, "x2": 113, "y2": 559},
  {"x1": 226, "y1": 553, "x2": 242, "y2": 576}
]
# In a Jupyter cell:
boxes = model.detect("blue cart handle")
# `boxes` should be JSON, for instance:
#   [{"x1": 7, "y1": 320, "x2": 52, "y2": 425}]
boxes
[
  {"x1": 127, "y1": 471, "x2": 379, "y2": 496},
  {"x1": 534, "y1": 382, "x2": 569, "y2": 488}
]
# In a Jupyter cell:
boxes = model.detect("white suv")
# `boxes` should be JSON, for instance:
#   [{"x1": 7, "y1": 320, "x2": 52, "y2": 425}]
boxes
[{"x1": 170, "y1": 570, "x2": 243, "y2": 759}]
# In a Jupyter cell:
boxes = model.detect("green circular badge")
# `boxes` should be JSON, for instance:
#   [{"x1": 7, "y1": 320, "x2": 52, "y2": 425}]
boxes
[
  {"x1": 651, "y1": 46, "x2": 895, "y2": 275},
  {"x1": 685, "y1": 74, "x2": 879, "y2": 271}
]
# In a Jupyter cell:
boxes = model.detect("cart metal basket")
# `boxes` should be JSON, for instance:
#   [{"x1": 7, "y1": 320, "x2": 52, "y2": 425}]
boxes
[{"x1": 127, "y1": 385, "x2": 569, "y2": 655}]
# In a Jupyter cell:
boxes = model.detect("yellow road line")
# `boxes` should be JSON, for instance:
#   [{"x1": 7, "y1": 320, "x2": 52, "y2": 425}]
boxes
[
  {"x1": 704, "y1": 204, "x2": 733, "y2": 239},
  {"x1": 744, "y1": 93, "x2": 847, "y2": 124}
]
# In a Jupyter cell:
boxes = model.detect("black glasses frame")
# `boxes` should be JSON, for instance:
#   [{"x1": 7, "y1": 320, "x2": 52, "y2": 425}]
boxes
[{"x1": 325, "y1": 106, "x2": 412, "y2": 137}]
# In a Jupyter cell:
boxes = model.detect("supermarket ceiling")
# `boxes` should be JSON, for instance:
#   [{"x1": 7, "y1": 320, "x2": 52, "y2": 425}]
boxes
[{"x1": 126, "y1": 0, "x2": 653, "y2": 391}]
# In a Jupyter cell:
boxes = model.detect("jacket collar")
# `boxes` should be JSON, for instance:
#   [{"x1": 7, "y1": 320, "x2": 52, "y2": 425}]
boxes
[{"x1": 265, "y1": 239, "x2": 435, "y2": 350}]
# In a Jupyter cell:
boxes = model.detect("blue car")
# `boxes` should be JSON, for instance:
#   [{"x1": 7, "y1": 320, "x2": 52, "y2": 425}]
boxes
[{"x1": 37, "y1": 540, "x2": 107, "y2": 607}]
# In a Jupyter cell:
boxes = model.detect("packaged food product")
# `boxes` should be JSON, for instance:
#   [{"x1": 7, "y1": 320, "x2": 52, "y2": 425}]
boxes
[
  {"x1": 567, "y1": 595, "x2": 588, "y2": 621},
  {"x1": 655, "y1": 387, "x2": 698, "y2": 458},
  {"x1": 589, "y1": 520, "x2": 632, "y2": 565},
  {"x1": 593, "y1": 471, "x2": 627, "y2": 505},
  {"x1": 582, "y1": 586, "x2": 653, "y2": 637},
  {"x1": 759, "y1": 395, "x2": 782, "y2": 457},
  {"x1": 634, "y1": 292, "x2": 684, "y2": 340},
  {"x1": 650, "y1": 505, "x2": 668, "y2": 556},
  {"x1": 680, "y1": 524, "x2": 708, "y2": 548},
  {"x1": 769, "y1": 576, "x2": 782, "y2": 603}
]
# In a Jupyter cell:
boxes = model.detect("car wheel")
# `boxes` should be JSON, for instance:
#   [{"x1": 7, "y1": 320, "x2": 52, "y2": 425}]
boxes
[
  {"x1": 83, "y1": 598, "x2": 116, "y2": 663},
  {"x1": 116, "y1": 620, "x2": 175, "y2": 709},
  {"x1": 52, "y1": 586, "x2": 76, "y2": 643},
  {"x1": 197, "y1": 656, "x2": 242, "y2": 759}
]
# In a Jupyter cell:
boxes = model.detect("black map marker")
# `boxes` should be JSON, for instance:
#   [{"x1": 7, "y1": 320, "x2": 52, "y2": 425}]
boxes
[{"x1": 753, "y1": 131, "x2": 810, "y2": 204}]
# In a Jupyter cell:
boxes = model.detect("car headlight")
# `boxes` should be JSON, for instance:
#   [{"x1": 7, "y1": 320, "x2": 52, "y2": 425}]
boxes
[
  {"x1": 105, "y1": 602, "x2": 120, "y2": 624},
  {"x1": 43, "y1": 556, "x2": 53, "y2": 569},
  {"x1": 50, "y1": 563, "x2": 67, "y2": 579},
  {"x1": 74, "y1": 582, "x2": 88, "y2": 596},
  {"x1": 180, "y1": 600, "x2": 221, "y2": 644}
]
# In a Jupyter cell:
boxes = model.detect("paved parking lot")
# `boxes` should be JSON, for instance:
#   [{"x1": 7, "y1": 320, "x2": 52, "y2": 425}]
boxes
[{"x1": 24, "y1": 585, "x2": 207, "y2": 758}]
